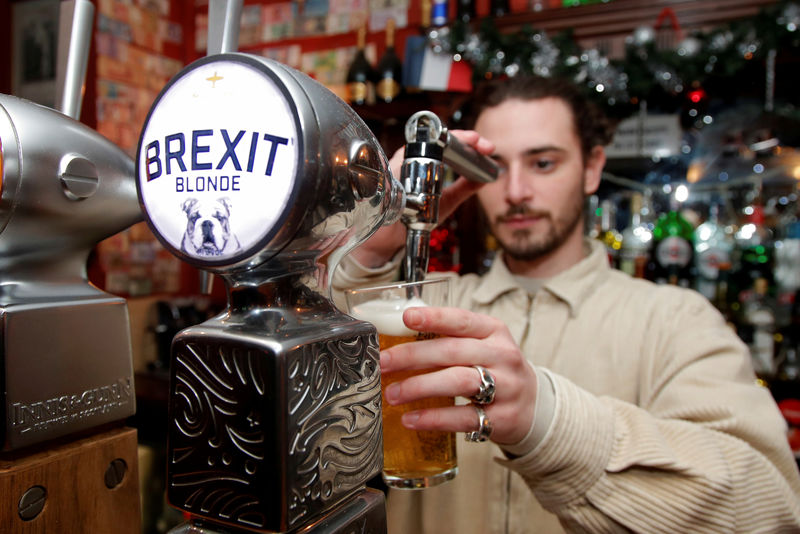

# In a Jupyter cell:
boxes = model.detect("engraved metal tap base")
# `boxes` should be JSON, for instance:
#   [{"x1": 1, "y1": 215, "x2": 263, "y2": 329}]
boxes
[
  {"x1": 166, "y1": 279, "x2": 383, "y2": 533},
  {"x1": 167, "y1": 488, "x2": 386, "y2": 534}
]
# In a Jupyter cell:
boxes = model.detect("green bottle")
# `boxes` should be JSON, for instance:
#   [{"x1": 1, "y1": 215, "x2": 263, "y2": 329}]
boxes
[{"x1": 651, "y1": 195, "x2": 695, "y2": 287}]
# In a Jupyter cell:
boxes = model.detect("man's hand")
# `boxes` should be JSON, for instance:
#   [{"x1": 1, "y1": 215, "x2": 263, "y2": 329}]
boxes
[
  {"x1": 379, "y1": 306, "x2": 537, "y2": 445},
  {"x1": 349, "y1": 130, "x2": 495, "y2": 268}
]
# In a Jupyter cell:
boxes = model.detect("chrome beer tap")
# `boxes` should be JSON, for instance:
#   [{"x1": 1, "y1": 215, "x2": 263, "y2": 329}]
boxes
[
  {"x1": 138, "y1": 2, "x2": 399, "y2": 532},
  {"x1": 137, "y1": 53, "x2": 400, "y2": 534},
  {"x1": 399, "y1": 111, "x2": 499, "y2": 282},
  {"x1": 0, "y1": 0, "x2": 141, "y2": 451}
]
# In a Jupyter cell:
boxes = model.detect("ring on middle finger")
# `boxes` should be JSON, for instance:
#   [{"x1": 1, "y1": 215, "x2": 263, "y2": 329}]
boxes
[{"x1": 470, "y1": 365, "x2": 496, "y2": 405}]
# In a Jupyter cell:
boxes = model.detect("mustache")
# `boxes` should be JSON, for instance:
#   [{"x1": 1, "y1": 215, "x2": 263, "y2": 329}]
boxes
[{"x1": 495, "y1": 205, "x2": 551, "y2": 223}]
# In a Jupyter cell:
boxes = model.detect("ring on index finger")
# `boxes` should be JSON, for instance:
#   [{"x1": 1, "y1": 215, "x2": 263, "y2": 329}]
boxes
[{"x1": 470, "y1": 365, "x2": 496, "y2": 405}]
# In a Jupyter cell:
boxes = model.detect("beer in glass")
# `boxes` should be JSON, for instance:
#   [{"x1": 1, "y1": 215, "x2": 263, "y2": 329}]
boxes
[{"x1": 345, "y1": 278, "x2": 457, "y2": 489}]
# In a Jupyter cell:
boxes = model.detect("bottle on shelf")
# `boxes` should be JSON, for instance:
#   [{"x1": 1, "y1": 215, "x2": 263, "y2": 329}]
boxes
[
  {"x1": 712, "y1": 261, "x2": 738, "y2": 331},
  {"x1": 375, "y1": 18, "x2": 403, "y2": 103},
  {"x1": 585, "y1": 194, "x2": 602, "y2": 239},
  {"x1": 421, "y1": 0, "x2": 432, "y2": 29},
  {"x1": 431, "y1": 0, "x2": 449, "y2": 26},
  {"x1": 456, "y1": 0, "x2": 476, "y2": 23},
  {"x1": 619, "y1": 192, "x2": 653, "y2": 279},
  {"x1": 733, "y1": 184, "x2": 774, "y2": 296},
  {"x1": 651, "y1": 193, "x2": 694, "y2": 287},
  {"x1": 346, "y1": 21, "x2": 375, "y2": 106},
  {"x1": 741, "y1": 277, "x2": 778, "y2": 378},
  {"x1": 774, "y1": 220, "x2": 800, "y2": 301},
  {"x1": 771, "y1": 289, "x2": 800, "y2": 467},
  {"x1": 491, "y1": 0, "x2": 511, "y2": 17},
  {"x1": 694, "y1": 201, "x2": 735, "y2": 300},
  {"x1": 598, "y1": 199, "x2": 622, "y2": 267}
]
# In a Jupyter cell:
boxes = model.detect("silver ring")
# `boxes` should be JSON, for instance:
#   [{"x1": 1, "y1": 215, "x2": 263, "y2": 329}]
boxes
[
  {"x1": 465, "y1": 404, "x2": 493, "y2": 442},
  {"x1": 470, "y1": 365, "x2": 495, "y2": 405}
]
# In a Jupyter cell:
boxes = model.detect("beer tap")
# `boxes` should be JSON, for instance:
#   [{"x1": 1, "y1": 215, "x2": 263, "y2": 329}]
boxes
[
  {"x1": 137, "y1": 52, "x2": 399, "y2": 534},
  {"x1": 0, "y1": 0, "x2": 141, "y2": 451},
  {"x1": 0, "y1": 2, "x2": 142, "y2": 531},
  {"x1": 399, "y1": 111, "x2": 499, "y2": 282}
]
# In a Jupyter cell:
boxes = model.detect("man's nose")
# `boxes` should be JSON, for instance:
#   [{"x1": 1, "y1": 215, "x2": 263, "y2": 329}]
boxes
[{"x1": 505, "y1": 163, "x2": 532, "y2": 204}]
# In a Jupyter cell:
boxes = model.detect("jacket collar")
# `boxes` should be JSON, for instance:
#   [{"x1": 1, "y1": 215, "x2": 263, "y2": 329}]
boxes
[{"x1": 472, "y1": 239, "x2": 610, "y2": 317}]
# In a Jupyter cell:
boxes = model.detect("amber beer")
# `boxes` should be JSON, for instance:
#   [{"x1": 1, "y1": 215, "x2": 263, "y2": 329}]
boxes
[
  {"x1": 346, "y1": 278, "x2": 457, "y2": 489},
  {"x1": 378, "y1": 331, "x2": 457, "y2": 488}
]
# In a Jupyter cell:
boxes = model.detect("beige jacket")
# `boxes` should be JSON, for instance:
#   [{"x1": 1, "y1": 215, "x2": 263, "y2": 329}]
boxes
[{"x1": 332, "y1": 240, "x2": 800, "y2": 533}]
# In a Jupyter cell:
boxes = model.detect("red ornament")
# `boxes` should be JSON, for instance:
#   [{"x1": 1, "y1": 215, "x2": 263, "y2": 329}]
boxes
[{"x1": 687, "y1": 87, "x2": 706, "y2": 104}]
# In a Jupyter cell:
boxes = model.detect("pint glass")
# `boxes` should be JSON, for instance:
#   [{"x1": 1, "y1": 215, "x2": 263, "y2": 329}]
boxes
[{"x1": 345, "y1": 278, "x2": 457, "y2": 489}]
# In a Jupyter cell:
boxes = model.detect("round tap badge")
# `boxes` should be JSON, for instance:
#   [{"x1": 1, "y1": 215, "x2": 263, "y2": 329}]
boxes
[{"x1": 137, "y1": 56, "x2": 300, "y2": 265}]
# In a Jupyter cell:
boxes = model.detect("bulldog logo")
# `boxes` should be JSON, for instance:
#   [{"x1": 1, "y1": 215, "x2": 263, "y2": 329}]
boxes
[{"x1": 180, "y1": 197, "x2": 241, "y2": 257}]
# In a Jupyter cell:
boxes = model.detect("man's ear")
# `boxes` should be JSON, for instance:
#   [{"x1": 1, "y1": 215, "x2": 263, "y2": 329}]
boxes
[{"x1": 583, "y1": 145, "x2": 605, "y2": 195}]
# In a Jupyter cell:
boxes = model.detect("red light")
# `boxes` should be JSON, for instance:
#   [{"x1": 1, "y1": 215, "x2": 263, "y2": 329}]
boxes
[{"x1": 688, "y1": 89, "x2": 706, "y2": 104}]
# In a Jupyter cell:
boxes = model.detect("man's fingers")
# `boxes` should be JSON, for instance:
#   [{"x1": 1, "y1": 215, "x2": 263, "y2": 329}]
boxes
[
  {"x1": 380, "y1": 335, "x2": 484, "y2": 373},
  {"x1": 449, "y1": 129, "x2": 495, "y2": 155},
  {"x1": 400, "y1": 404, "x2": 478, "y2": 433},
  {"x1": 384, "y1": 366, "x2": 479, "y2": 404},
  {"x1": 404, "y1": 306, "x2": 498, "y2": 339}
]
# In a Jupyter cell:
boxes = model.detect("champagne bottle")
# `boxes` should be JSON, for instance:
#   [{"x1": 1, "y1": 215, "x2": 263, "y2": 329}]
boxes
[
  {"x1": 346, "y1": 23, "x2": 375, "y2": 106},
  {"x1": 619, "y1": 192, "x2": 652, "y2": 279},
  {"x1": 651, "y1": 195, "x2": 694, "y2": 286},
  {"x1": 375, "y1": 19, "x2": 402, "y2": 103},
  {"x1": 421, "y1": 0, "x2": 432, "y2": 28}
]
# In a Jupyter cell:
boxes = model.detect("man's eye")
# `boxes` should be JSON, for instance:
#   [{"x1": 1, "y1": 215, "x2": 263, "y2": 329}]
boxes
[{"x1": 534, "y1": 159, "x2": 554, "y2": 170}]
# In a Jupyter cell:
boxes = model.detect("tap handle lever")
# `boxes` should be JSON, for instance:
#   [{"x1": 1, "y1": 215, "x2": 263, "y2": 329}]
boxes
[
  {"x1": 207, "y1": 0, "x2": 243, "y2": 55},
  {"x1": 55, "y1": 0, "x2": 94, "y2": 119},
  {"x1": 404, "y1": 111, "x2": 500, "y2": 184}
]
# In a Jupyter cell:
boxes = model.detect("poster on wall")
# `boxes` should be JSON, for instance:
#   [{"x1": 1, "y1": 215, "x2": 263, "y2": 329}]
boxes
[{"x1": 11, "y1": 0, "x2": 60, "y2": 108}]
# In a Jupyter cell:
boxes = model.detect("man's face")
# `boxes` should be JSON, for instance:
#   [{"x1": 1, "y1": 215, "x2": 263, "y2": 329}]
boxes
[{"x1": 475, "y1": 97, "x2": 602, "y2": 263}]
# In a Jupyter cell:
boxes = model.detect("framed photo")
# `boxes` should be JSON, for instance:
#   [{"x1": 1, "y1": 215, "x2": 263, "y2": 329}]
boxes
[{"x1": 12, "y1": 0, "x2": 60, "y2": 108}]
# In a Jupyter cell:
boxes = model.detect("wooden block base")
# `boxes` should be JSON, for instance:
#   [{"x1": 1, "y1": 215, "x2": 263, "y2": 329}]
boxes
[{"x1": 0, "y1": 427, "x2": 141, "y2": 534}]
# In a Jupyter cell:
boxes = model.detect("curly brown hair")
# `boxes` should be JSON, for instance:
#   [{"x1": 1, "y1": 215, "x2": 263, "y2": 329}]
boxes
[{"x1": 459, "y1": 76, "x2": 617, "y2": 162}]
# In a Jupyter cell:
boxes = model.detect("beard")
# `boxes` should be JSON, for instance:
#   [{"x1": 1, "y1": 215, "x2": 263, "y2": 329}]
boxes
[{"x1": 488, "y1": 191, "x2": 585, "y2": 262}]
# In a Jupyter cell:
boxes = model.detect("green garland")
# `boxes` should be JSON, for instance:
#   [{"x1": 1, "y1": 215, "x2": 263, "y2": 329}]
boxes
[{"x1": 445, "y1": 1, "x2": 800, "y2": 120}]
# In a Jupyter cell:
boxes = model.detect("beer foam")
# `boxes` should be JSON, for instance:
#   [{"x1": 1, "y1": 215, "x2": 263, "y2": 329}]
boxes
[{"x1": 351, "y1": 296, "x2": 428, "y2": 337}]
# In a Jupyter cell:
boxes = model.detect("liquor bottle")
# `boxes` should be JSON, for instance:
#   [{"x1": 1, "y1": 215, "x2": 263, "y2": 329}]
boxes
[
  {"x1": 771, "y1": 289, "x2": 800, "y2": 467},
  {"x1": 375, "y1": 19, "x2": 402, "y2": 103},
  {"x1": 491, "y1": 0, "x2": 510, "y2": 17},
  {"x1": 619, "y1": 192, "x2": 652, "y2": 279},
  {"x1": 456, "y1": 0, "x2": 476, "y2": 23},
  {"x1": 694, "y1": 202, "x2": 734, "y2": 300},
  {"x1": 585, "y1": 194, "x2": 601, "y2": 239},
  {"x1": 346, "y1": 22, "x2": 375, "y2": 106},
  {"x1": 733, "y1": 186, "x2": 774, "y2": 295},
  {"x1": 712, "y1": 261, "x2": 738, "y2": 331},
  {"x1": 598, "y1": 199, "x2": 622, "y2": 267},
  {"x1": 421, "y1": 0, "x2": 432, "y2": 28},
  {"x1": 431, "y1": 0, "x2": 448, "y2": 26},
  {"x1": 774, "y1": 221, "x2": 800, "y2": 298},
  {"x1": 742, "y1": 277, "x2": 777, "y2": 378},
  {"x1": 651, "y1": 195, "x2": 694, "y2": 286}
]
